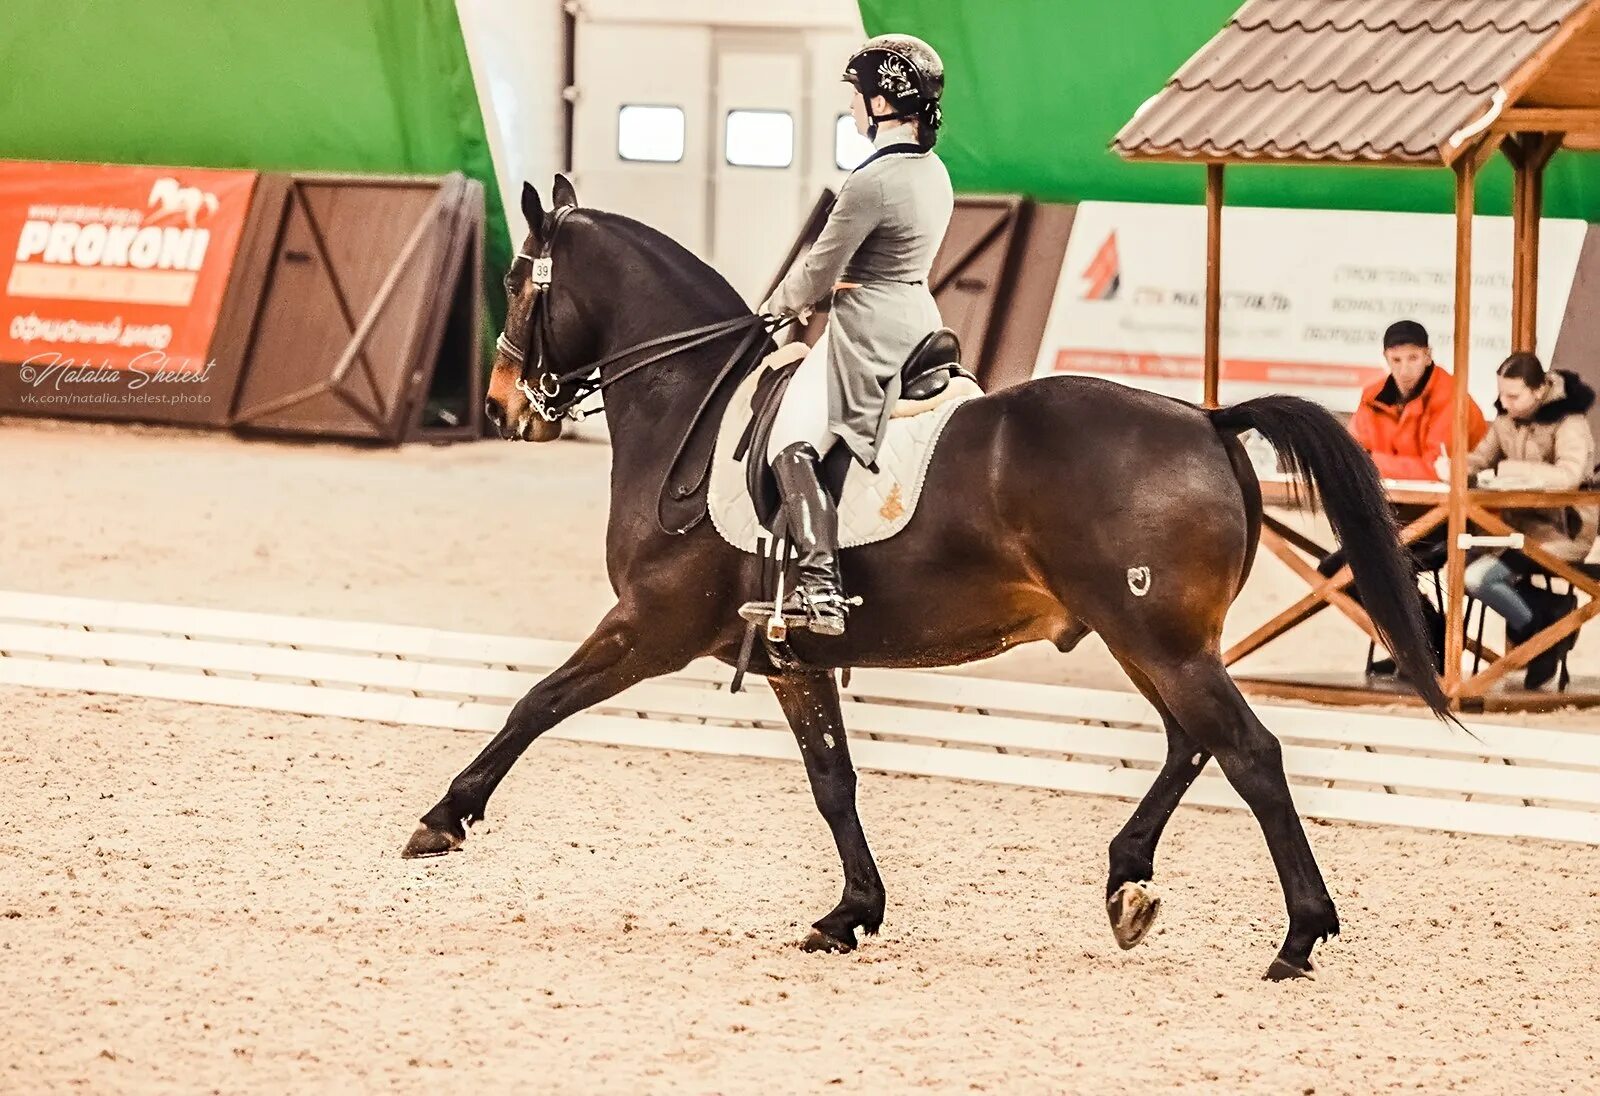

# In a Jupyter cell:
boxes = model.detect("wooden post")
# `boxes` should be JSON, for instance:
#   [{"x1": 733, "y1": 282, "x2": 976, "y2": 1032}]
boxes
[
  {"x1": 1508, "y1": 135, "x2": 1533, "y2": 351},
  {"x1": 1511, "y1": 132, "x2": 1562, "y2": 353},
  {"x1": 1524, "y1": 134, "x2": 1559, "y2": 352},
  {"x1": 1443, "y1": 158, "x2": 1478, "y2": 700},
  {"x1": 1203, "y1": 163, "x2": 1224, "y2": 408}
]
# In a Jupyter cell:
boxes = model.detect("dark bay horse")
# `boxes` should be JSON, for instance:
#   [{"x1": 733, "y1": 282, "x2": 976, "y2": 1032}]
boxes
[{"x1": 403, "y1": 177, "x2": 1450, "y2": 980}]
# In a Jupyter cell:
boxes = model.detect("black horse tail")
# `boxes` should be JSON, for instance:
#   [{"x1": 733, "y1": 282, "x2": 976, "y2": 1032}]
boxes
[{"x1": 1210, "y1": 396, "x2": 1454, "y2": 720}]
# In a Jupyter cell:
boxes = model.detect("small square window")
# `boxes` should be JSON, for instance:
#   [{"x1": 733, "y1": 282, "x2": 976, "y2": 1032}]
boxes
[
  {"x1": 725, "y1": 110, "x2": 794, "y2": 168},
  {"x1": 835, "y1": 114, "x2": 874, "y2": 170},
  {"x1": 617, "y1": 105, "x2": 685, "y2": 163}
]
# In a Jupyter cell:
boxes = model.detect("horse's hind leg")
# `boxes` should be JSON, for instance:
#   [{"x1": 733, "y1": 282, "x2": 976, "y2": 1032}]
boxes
[
  {"x1": 769, "y1": 668, "x2": 885, "y2": 953},
  {"x1": 1103, "y1": 655, "x2": 1211, "y2": 951},
  {"x1": 1143, "y1": 654, "x2": 1339, "y2": 981},
  {"x1": 402, "y1": 602, "x2": 688, "y2": 857}
]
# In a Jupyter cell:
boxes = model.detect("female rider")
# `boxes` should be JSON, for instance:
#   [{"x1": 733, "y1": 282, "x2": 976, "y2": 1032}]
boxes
[{"x1": 756, "y1": 33, "x2": 954, "y2": 637}]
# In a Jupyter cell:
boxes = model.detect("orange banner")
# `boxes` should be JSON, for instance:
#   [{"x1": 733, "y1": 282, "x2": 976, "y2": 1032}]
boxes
[
  {"x1": 0, "y1": 161, "x2": 256, "y2": 375},
  {"x1": 1054, "y1": 349, "x2": 1387, "y2": 390}
]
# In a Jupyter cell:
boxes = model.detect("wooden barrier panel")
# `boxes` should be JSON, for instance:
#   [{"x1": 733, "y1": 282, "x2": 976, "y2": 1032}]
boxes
[
  {"x1": 229, "y1": 173, "x2": 484, "y2": 443},
  {"x1": 1, "y1": 591, "x2": 1597, "y2": 844},
  {"x1": 773, "y1": 192, "x2": 1039, "y2": 389}
]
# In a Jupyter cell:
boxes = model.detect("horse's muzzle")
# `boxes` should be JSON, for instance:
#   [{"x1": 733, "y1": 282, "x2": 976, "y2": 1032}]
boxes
[{"x1": 486, "y1": 395, "x2": 561, "y2": 442}]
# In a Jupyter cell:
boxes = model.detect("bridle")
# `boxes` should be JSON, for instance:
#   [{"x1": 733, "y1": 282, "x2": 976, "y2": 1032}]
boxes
[{"x1": 495, "y1": 206, "x2": 791, "y2": 424}]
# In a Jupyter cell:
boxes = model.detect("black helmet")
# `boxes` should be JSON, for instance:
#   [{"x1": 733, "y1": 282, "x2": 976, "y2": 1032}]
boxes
[{"x1": 842, "y1": 34, "x2": 944, "y2": 146}]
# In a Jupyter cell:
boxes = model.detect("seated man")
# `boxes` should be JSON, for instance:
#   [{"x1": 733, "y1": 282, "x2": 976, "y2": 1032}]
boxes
[
  {"x1": 1320, "y1": 320, "x2": 1489, "y2": 675},
  {"x1": 1350, "y1": 319, "x2": 1487, "y2": 481}
]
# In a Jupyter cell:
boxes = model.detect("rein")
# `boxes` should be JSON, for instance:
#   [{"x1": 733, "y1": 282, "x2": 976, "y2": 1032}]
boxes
[{"x1": 497, "y1": 207, "x2": 791, "y2": 423}]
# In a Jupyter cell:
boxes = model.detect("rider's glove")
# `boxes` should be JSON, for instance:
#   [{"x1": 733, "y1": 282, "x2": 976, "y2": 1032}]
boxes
[{"x1": 759, "y1": 297, "x2": 812, "y2": 325}]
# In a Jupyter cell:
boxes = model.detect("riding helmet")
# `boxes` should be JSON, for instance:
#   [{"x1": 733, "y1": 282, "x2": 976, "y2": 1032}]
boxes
[{"x1": 842, "y1": 33, "x2": 944, "y2": 145}]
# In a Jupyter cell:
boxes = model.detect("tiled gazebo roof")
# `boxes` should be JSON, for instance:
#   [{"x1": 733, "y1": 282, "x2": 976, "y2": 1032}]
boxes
[{"x1": 1113, "y1": 0, "x2": 1600, "y2": 164}]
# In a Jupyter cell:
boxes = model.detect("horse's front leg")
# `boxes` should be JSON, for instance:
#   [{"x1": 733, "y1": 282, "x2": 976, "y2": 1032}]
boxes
[
  {"x1": 769, "y1": 668, "x2": 885, "y2": 953},
  {"x1": 402, "y1": 602, "x2": 689, "y2": 857}
]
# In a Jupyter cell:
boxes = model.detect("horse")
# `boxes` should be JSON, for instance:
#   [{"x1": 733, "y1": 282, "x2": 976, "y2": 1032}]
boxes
[{"x1": 402, "y1": 175, "x2": 1451, "y2": 981}]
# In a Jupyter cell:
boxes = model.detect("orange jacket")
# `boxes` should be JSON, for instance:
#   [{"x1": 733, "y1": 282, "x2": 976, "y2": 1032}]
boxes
[{"x1": 1350, "y1": 365, "x2": 1487, "y2": 481}]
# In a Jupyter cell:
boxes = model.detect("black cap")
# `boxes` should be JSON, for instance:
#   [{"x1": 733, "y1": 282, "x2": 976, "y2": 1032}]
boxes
[{"x1": 1383, "y1": 320, "x2": 1429, "y2": 349}]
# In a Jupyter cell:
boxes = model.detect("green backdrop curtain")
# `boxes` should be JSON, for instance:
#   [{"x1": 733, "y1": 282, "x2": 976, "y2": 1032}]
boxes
[
  {"x1": 858, "y1": 0, "x2": 1600, "y2": 217},
  {"x1": 0, "y1": 0, "x2": 508, "y2": 328}
]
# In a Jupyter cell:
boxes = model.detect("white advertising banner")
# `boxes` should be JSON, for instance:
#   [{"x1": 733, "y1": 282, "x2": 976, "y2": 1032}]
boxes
[{"x1": 1032, "y1": 201, "x2": 1588, "y2": 414}]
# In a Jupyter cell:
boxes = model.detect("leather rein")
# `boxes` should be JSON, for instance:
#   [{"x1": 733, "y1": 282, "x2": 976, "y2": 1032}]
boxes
[{"x1": 494, "y1": 206, "x2": 792, "y2": 424}]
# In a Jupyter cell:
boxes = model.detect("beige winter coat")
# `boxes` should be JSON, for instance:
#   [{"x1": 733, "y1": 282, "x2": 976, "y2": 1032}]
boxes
[{"x1": 1465, "y1": 369, "x2": 1598, "y2": 561}]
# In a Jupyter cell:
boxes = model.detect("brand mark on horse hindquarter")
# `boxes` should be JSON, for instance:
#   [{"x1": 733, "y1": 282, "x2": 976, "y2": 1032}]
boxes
[{"x1": 1127, "y1": 566, "x2": 1152, "y2": 597}]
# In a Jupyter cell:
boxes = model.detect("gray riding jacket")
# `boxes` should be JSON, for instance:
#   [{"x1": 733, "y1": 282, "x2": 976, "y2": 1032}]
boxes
[{"x1": 766, "y1": 123, "x2": 954, "y2": 467}]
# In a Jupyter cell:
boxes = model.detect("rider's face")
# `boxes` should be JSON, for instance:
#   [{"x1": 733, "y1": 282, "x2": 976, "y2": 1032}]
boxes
[
  {"x1": 849, "y1": 88, "x2": 870, "y2": 136},
  {"x1": 850, "y1": 87, "x2": 908, "y2": 140}
]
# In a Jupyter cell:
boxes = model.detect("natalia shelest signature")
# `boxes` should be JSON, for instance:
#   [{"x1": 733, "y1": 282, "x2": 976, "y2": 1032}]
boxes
[{"x1": 17, "y1": 352, "x2": 217, "y2": 391}]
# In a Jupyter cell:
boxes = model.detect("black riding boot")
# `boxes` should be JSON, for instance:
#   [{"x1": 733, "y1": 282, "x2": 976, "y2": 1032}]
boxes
[
  {"x1": 1520, "y1": 587, "x2": 1578, "y2": 690},
  {"x1": 772, "y1": 442, "x2": 848, "y2": 637}
]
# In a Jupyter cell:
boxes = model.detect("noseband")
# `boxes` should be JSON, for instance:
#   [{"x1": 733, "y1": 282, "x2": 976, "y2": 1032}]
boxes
[{"x1": 496, "y1": 207, "x2": 788, "y2": 424}]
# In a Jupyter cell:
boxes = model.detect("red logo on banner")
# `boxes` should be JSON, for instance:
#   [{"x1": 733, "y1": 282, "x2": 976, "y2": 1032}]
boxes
[
  {"x1": 0, "y1": 162, "x2": 256, "y2": 374},
  {"x1": 1081, "y1": 231, "x2": 1121, "y2": 301}
]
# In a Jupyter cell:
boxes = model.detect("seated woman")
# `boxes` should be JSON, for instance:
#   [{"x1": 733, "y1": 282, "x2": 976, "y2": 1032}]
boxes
[{"x1": 1443, "y1": 353, "x2": 1598, "y2": 689}]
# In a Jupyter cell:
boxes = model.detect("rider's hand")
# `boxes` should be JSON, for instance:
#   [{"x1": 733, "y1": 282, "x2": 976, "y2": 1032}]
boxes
[
  {"x1": 1433, "y1": 444, "x2": 1450, "y2": 483},
  {"x1": 759, "y1": 297, "x2": 811, "y2": 325}
]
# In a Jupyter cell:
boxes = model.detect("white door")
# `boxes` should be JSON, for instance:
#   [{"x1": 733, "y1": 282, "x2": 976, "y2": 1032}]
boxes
[
  {"x1": 571, "y1": 22, "x2": 711, "y2": 256},
  {"x1": 568, "y1": 16, "x2": 868, "y2": 303},
  {"x1": 710, "y1": 39, "x2": 807, "y2": 302}
]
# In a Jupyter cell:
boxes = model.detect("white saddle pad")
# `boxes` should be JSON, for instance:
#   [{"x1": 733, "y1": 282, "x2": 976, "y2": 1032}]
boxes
[{"x1": 707, "y1": 365, "x2": 978, "y2": 554}]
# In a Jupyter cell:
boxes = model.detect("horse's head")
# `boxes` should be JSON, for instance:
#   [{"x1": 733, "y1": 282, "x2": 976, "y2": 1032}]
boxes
[
  {"x1": 486, "y1": 175, "x2": 751, "y2": 444},
  {"x1": 487, "y1": 175, "x2": 587, "y2": 441}
]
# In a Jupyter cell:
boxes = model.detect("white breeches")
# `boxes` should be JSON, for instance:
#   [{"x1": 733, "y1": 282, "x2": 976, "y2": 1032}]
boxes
[{"x1": 765, "y1": 331, "x2": 838, "y2": 464}]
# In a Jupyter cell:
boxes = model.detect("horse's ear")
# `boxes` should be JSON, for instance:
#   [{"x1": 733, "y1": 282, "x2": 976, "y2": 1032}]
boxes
[
  {"x1": 551, "y1": 173, "x2": 578, "y2": 210},
  {"x1": 521, "y1": 181, "x2": 546, "y2": 234}
]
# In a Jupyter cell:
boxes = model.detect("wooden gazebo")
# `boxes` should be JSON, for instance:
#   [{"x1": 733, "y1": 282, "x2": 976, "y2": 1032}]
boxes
[{"x1": 1113, "y1": 0, "x2": 1600, "y2": 711}]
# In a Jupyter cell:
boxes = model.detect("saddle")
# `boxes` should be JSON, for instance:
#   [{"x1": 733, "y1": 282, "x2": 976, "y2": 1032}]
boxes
[
  {"x1": 657, "y1": 321, "x2": 977, "y2": 537},
  {"x1": 719, "y1": 329, "x2": 982, "y2": 679},
  {"x1": 715, "y1": 328, "x2": 981, "y2": 547},
  {"x1": 736, "y1": 328, "x2": 976, "y2": 530},
  {"x1": 898, "y1": 328, "x2": 973, "y2": 406}
]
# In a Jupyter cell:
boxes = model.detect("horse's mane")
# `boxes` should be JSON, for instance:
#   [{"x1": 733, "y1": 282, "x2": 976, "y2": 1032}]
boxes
[{"x1": 582, "y1": 209, "x2": 750, "y2": 318}]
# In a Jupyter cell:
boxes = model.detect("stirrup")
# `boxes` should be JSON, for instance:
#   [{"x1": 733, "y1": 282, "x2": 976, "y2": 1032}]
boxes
[
  {"x1": 738, "y1": 596, "x2": 809, "y2": 625},
  {"x1": 738, "y1": 591, "x2": 810, "y2": 642},
  {"x1": 799, "y1": 588, "x2": 851, "y2": 637},
  {"x1": 737, "y1": 591, "x2": 859, "y2": 641}
]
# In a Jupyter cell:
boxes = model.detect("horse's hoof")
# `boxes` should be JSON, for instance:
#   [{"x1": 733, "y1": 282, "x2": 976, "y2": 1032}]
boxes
[
  {"x1": 1263, "y1": 956, "x2": 1316, "y2": 982},
  {"x1": 1107, "y1": 880, "x2": 1162, "y2": 950},
  {"x1": 801, "y1": 928, "x2": 856, "y2": 954},
  {"x1": 401, "y1": 822, "x2": 463, "y2": 859}
]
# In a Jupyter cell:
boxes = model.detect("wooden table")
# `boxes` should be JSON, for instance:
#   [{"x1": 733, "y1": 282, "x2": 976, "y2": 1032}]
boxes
[{"x1": 1236, "y1": 475, "x2": 1600, "y2": 712}]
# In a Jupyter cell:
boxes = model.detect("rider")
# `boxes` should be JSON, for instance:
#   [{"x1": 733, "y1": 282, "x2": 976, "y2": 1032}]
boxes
[{"x1": 757, "y1": 33, "x2": 954, "y2": 637}]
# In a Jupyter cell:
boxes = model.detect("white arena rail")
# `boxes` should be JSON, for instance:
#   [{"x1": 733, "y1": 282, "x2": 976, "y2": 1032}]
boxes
[{"x1": 0, "y1": 590, "x2": 1596, "y2": 845}]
